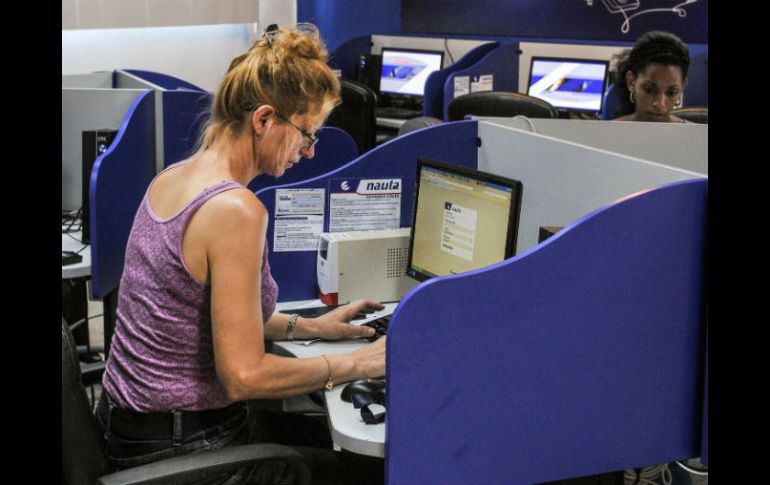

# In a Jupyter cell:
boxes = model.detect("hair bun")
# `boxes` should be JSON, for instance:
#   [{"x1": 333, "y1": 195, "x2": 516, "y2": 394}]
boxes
[{"x1": 272, "y1": 24, "x2": 328, "y2": 62}]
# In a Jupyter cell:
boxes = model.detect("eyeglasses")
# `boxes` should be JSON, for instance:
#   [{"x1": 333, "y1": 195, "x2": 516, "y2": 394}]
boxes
[{"x1": 274, "y1": 112, "x2": 319, "y2": 150}]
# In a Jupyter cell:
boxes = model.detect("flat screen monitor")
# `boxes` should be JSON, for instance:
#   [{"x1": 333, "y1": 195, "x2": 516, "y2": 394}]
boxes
[
  {"x1": 379, "y1": 47, "x2": 444, "y2": 98},
  {"x1": 527, "y1": 56, "x2": 610, "y2": 115},
  {"x1": 407, "y1": 158, "x2": 523, "y2": 282}
]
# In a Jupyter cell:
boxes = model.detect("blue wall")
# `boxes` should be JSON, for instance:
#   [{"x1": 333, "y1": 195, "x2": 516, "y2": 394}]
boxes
[
  {"x1": 402, "y1": 0, "x2": 708, "y2": 44},
  {"x1": 298, "y1": 0, "x2": 707, "y2": 55},
  {"x1": 297, "y1": 0, "x2": 401, "y2": 52}
]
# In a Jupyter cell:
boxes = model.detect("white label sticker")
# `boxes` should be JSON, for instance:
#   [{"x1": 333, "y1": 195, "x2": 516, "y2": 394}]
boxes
[
  {"x1": 273, "y1": 189, "x2": 325, "y2": 252},
  {"x1": 274, "y1": 215, "x2": 324, "y2": 252},
  {"x1": 470, "y1": 73, "x2": 494, "y2": 93},
  {"x1": 328, "y1": 178, "x2": 401, "y2": 232},
  {"x1": 453, "y1": 75, "x2": 470, "y2": 98}
]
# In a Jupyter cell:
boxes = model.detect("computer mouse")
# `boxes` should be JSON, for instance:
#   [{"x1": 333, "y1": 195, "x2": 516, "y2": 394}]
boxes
[{"x1": 340, "y1": 379, "x2": 386, "y2": 404}]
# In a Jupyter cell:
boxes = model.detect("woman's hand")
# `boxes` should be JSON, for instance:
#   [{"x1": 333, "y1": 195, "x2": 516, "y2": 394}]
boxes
[
  {"x1": 351, "y1": 336, "x2": 387, "y2": 378},
  {"x1": 311, "y1": 299, "x2": 385, "y2": 340}
]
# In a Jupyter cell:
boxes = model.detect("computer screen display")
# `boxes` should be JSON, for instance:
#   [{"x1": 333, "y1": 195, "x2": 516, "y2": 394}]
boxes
[
  {"x1": 379, "y1": 48, "x2": 444, "y2": 97},
  {"x1": 407, "y1": 158, "x2": 523, "y2": 282},
  {"x1": 527, "y1": 56, "x2": 609, "y2": 114}
]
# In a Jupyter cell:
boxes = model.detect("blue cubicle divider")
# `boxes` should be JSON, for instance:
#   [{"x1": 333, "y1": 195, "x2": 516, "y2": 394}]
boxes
[
  {"x1": 684, "y1": 53, "x2": 708, "y2": 108},
  {"x1": 160, "y1": 90, "x2": 212, "y2": 166},
  {"x1": 90, "y1": 90, "x2": 157, "y2": 299},
  {"x1": 255, "y1": 120, "x2": 479, "y2": 302},
  {"x1": 423, "y1": 42, "x2": 499, "y2": 119},
  {"x1": 123, "y1": 69, "x2": 212, "y2": 167},
  {"x1": 385, "y1": 178, "x2": 708, "y2": 485},
  {"x1": 328, "y1": 35, "x2": 372, "y2": 81},
  {"x1": 123, "y1": 69, "x2": 204, "y2": 91},
  {"x1": 602, "y1": 83, "x2": 618, "y2": 120},
  {"x1": 441, "y1": 43, "x2": 520, "y2": 121},
  {"x1": 248, "y1": 126, "x2": 358, "y2": 193}
]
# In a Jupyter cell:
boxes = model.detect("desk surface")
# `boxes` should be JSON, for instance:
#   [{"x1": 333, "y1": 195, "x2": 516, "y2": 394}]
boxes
[
  {"x1": 273, "y1": 300, "x2": 396, "y2": 458},
  {"x1": 62, "y1": 231, "x2": 91, "y2": 279}
]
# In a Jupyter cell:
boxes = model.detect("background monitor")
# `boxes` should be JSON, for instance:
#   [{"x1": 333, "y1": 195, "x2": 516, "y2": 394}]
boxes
[
  {"x1": 379, "y1": 47, "x2": 445, "y2": 97},
  {"x1": 527, "y1": 56, "x2": 609, "y2": 115},
  {"x1": 407, "y1": 158, "x2": 523, "y2": 282}
]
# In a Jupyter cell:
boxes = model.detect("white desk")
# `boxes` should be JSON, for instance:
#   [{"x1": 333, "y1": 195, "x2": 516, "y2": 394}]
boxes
[
  {"x1": 62, "y1": 230, "x2": 98, "y2": 351},
  {"x1": 273, "y1": 300, "x2": 396, "y2": 458},
  {"x1": 62, "y1": 231, "x2": 91, "y2": 279}
]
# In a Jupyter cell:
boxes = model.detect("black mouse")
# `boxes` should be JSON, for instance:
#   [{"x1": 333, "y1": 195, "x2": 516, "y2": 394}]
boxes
[{"x1": 340, "y1": 379, "x2": 386, "y2": 405}]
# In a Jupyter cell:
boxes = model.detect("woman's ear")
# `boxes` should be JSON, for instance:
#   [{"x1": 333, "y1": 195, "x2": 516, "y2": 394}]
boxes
[
  {"x1": 682, "y1": 77, "x2": 689, "y2": 92},
  {"x1": 252, "y1": 105, "x2": 275, "y2": 134},
  {"x1": 625, "y1": 70, "x2": 636, "y2": 91}
]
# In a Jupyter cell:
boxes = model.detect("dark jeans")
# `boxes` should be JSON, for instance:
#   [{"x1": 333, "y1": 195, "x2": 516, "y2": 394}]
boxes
[{"x1": 95, "y1": 391, "x2": 383, "y2": 485}]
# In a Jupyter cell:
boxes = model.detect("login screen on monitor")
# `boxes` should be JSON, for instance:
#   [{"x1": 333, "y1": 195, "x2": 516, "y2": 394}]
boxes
[{"x1": 407, "y1": 158, "x2": 523, "y2": 282}]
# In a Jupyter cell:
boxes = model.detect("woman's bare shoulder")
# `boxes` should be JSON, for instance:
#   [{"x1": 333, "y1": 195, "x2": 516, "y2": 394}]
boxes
[{"x1": 203, "y1": 187, "x2": 267, "y2": 224}]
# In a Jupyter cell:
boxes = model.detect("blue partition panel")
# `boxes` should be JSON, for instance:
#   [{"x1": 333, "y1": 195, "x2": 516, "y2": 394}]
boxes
[
  {"x1": 162, "y1": 90, "x2": 212, "y2": 166},
  {"x1": 602, "y1": 83, "x2": 619, "y2": 120},
  {"x1": 248, "y1": 126, "x2": 358, "y2": 193},
  {"x1": 385, "y1": 179, "x2": 708, "y2": 485},
  {"x1": 90, "y1": 91, "x2": 157, "y2": 298},
  {"x1": 124, "y1": 69, "x2": 205, "y2": 91},
  {"x1": 328, "y1": 35, "x2": 372, "y2": 80},
  {"x1": 683, "y1": 53, "x2": 708, "y2": 108},
  {"x1": 121, "y1": 69, "x2": 211, "y2": 167},
  {"x1": 442, "y1": 43, "x2": 520, "y2": 121},
  {"x1": 423, "y1": 42, "x2": 499, "y2": 119},
  {"x1": 256, "y1": 120, "x2": 478, "y2": 301}
]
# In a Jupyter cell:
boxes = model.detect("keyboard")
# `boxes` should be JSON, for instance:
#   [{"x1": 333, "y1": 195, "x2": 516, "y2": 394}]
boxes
[
  {"x1": 361, "y1": 314, "x2": 391, "y2": 342},
  {"x1": 62, "y1": 250, "x2": 82, "y2": 266},
  {"x1": 375, "y1": 107, "x2": 422, "y2": 119},
  {"x1": 282, "y1": 305, "x2": 339, "y2": 319}
]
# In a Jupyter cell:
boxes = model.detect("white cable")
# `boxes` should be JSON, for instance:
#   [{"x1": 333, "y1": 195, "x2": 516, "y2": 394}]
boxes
[
  {"x1": 675, "y1": 460, "x2": 709, "y2": 476},
  {"x1": 512, "y1": 115, "x2": 538, "y2": 133},
  {"x1": 67, "y1": 313, "x2": 105, "y2": 332},
  {"x1": 69, "y1": 318, "x2": 87, "y2": 332}
]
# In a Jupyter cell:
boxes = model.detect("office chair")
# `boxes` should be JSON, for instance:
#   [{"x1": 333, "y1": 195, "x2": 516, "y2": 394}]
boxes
[
  {"x1": 325, "y1": 78, "x2": 378, "y2": 154},
  {"x1": 447, "y1": 91, "x2": 559, "y2": 121},
  {"x1": 61, "y1": 319, "x2": 311, "y2": 485},
  {"x1": 602, "y1": 83, "x2": 619, "y2": 120},
  {"x1": 672, "y1": 106, "x2": 708, "y2": 124},
  {"x1": 397, "y1": 116, "x2": 443, "y2": 137}
]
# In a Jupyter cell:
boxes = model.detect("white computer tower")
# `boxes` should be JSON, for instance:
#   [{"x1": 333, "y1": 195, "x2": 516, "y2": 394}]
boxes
[{"x1": 317, "y1": 228, "x2": 418, "y2": 305}]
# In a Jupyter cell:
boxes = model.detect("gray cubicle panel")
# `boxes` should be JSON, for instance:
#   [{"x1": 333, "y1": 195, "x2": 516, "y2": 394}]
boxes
[
  {"x1": 62, "y1": 72, "x2": 113, "y2": 89},
  {"x1": 476, "y1": 121, "x2": 706, "y2": 254},
  {"x1": 114, "y1": 70, "x2": 167, "y2": 172},
  {"x1": 479, "y1": 117, "x2": 708, "y2": 175},
  {"x1": 62, "y1": 87, "x2": 149, "y2": 210}
]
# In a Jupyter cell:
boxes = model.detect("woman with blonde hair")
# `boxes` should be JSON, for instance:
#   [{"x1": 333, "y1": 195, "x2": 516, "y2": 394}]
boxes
[{"x1": 96, "y1": 24, "x2": 385, "y2": 484}]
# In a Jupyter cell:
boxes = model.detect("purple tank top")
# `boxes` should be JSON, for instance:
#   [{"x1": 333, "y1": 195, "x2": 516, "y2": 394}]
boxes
[{"x1": 103, "y1": 177, "x2": 278, "y2": 412}]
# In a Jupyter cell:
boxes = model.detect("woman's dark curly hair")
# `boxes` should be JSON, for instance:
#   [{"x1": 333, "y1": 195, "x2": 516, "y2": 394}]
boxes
[{"x1": 612, "y1": 31, "x2": 690, "y2": 118}]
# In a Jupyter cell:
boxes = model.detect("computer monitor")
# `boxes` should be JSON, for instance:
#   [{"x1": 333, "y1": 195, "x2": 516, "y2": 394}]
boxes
[
  {"x1": 406, "y1": 158, "x2": 523, "y2": 282},
  {"x1": 527, "y1": 56, "x2": 610, "y2": 116},
  {"x1": 379, "y1": 47, "x2": 444, "y2": 100}
]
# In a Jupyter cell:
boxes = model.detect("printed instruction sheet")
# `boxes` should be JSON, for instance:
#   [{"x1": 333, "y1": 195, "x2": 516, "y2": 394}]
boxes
[{"x1": 273, "y1": 188, "x2": 325, "y2": 252}]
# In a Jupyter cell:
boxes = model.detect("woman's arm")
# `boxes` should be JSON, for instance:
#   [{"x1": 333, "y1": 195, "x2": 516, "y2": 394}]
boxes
[
  {"x1": 200, "y1": 190, "x2": 385, "y2": 401},
  {"x1": 264, "y1": 301, "x2": 382, "y2": 341}
]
